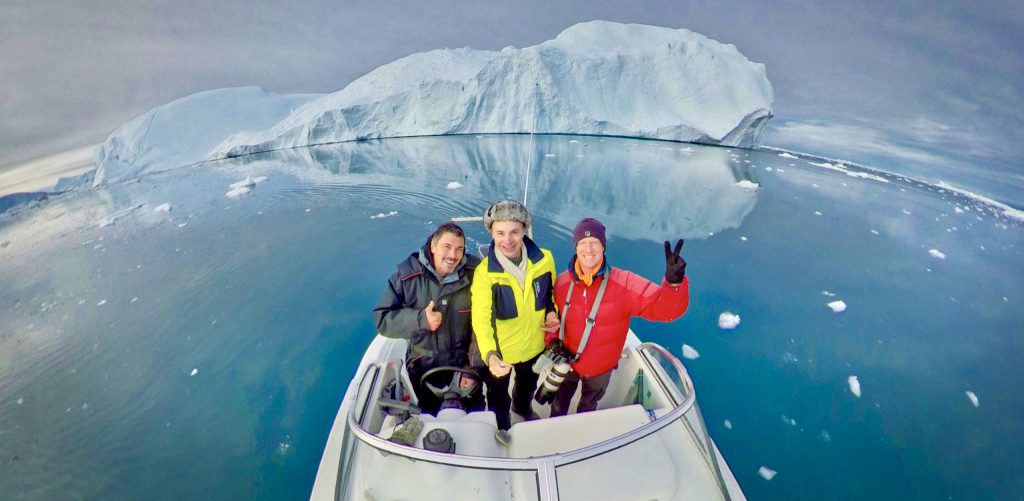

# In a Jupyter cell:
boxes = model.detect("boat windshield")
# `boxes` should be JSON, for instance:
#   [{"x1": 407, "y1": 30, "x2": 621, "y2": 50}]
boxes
[{"x1": 334, "y1": 343, "x2": 731, "y2": 500}]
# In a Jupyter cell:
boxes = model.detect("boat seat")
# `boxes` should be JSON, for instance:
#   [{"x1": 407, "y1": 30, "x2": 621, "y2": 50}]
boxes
[{"x1": 507, "y1": 404, "x2": 653, "y2": 458}]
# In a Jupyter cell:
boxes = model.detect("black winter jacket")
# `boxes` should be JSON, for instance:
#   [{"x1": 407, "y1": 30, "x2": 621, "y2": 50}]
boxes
[{"x1": 373, "y1": 242, "x2": 480, "y2": 375}]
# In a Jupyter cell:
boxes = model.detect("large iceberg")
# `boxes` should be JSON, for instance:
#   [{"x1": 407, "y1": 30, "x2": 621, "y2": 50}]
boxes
[
  {"x1": 215, "y1": 21, "x2": 773, "y2": 157},
  {"x1": 93, "y1": 21, "x2": 772, "y2": 184}
]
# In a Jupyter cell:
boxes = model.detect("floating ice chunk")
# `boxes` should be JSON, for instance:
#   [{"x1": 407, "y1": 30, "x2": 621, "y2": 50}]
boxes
[
  {"x1": 178, "y1": 222, "x2": 188, "y2": 228},
  {"x1": 682, "y1": 344, "x2": 700, "y2": 359},
  {"x1": 928, "y1": 249, "x2": 946, "y2": 259},
  {"x1": 17, "y1": 397, "x2": 23, "y2": 405},
  {"x1": 870, "y1": 229, "x2": 879, "y2": 235},
  {"x1": 955, "y1": 207, "x2": 964, "y2": 214},
  {"x1": 724, "y1": 420, "x2": 732, "y2": 429},
  {"x1": 97, "y1": 299, "x2": 107, "y2": 307},
  {"x1": 190, "y1": 368, "x2": 199, "y2": 377},
  {"x1": 446, "y1": 181, "x2": 464, "y2": 190},
  {"x1": 764, "y1": 166, "x2": 773, "y2": 172},
  {"x1": 965, "y1": 391, "x2": 979, "y2": 407},
  {"x1": 371, "y1": 211, "x2": 399, "y2": 219},
  {"x1": 820, "y1": 430, "x2": 832, "y2": 443},
  {"x1": 305, "y1": 208, "x2": 312, "y2": 213},
  {"x1": 679, "y1": 146, "x2": 694, "y2": 152},
  {"x1": 778, "y1": 152, "x2": 798, "y2": 159},
  {"x1": 544, "y1": 153, "x2": 556, "y2": 158},
  {"x1": 154, "y1": 203, "x2": 172, "y2": 213},
  {"x1": 131, "y1": 297, "x2": 138, "y2": 303},
  {"x1": 758, "y1": 466, "x2": 778, "y2": 481},
  {"x1": 718, "y1": 312, "x2": 741, "y2": 329},
  {"x1": 736, "y1": 180, "x2": 759, "y2": 190},
  {"x1": 740, "y1": 236, "x2": 748, "y2": 241},
  {"x1": 821, "y1": 290, "x2": 836, "y2": 297},
  {"x1": 848, "y1": 375, "x2": 861, "y2": 397},
  {"x1": 781, "y1": 414, "x2": 797, "y2": 426},
  {"x1": 827, "y1": 300, "x2": 847, "y2": 313},
  {"x1": 229, "y1": 176, "x2": 268, "y2": 190},
  {"x1": 225, "y1": 185, "x2": 252, "y2": 198},
  {"x1": 814, "y1": 211, "x2": 822, "y2": 216},
  {"x1": 569, "y1": 139, "x2": 579, "y2": 143}
]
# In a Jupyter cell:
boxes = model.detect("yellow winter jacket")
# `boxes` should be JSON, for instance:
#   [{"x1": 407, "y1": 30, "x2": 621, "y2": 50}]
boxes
[{"x1": 471, "y1": 237, "x2": 556, "y2": 365}]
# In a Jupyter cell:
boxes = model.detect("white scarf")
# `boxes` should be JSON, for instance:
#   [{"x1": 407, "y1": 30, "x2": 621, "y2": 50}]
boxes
[{"x1": 493, "y1": 246, "x2": 528, "y2": 289}]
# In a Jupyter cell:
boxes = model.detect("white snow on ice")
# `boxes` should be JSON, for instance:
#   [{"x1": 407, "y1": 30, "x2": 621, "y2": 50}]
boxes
[
  {"x1": 446, "y1": 181, "x2": 464, "y2": 190},
  {"x1": 718, "y1": 312, "x2": 741, "y2": 329},
  {"x1": 827, "y1": 300, "x2": 847, "y2": 313}
]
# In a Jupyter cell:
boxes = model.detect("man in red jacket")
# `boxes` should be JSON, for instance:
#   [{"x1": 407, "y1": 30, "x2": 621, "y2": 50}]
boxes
[{"x1": 548, "y1": 218, "x2": 689, "y2": 417}]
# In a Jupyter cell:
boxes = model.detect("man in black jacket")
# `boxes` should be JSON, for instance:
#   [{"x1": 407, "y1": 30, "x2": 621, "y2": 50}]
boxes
[{"x1": 374, "y1": 222, "x2": 483, "y2": 415}]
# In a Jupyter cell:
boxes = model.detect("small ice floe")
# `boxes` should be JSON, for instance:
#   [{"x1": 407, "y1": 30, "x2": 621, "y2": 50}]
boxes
[
  {"x1": 758, "y1": 466, "x2": 778, "y2": 481},
  {"x1": 679, "y1": 146, "x2": 694, "y2": 152},
  {"x1": 81, "y1": 402, "x2": 89, "y2": 410},
  {"x1": 928, "y1": 249, "x2": 946, "y2": 260},
  {"x1": 681, "y1": 344, "x2": 700, "y2": 359},
  {"x1": 740, "y1": 236, "x2": 748, "y2": 241},
  {"x1": 736, "y1": 180, "x2": 759, "y2": 190},
  {"x1": 177, "y1": 222, "x2": 187, "y2": 228},
  {"x1": 814, "y1": 211, "x2": 823, "y2": 216},
  {"x1": 17, "y1": 397, "x2": 23, "y2": 405},
  {"x1": 190, "y1": 368, "x2": 199, "y2": 377},
  {"x1": 764, "y1": 166, "x2": 774, "y2": 172},
  {"x1": 225, "y1": 176, "x2": 268, "y2": 198},
  {"x1": 724, "y1": 420, "x2": 733, "y2": 429},
  {"x1": 778, "y1": 152, "x2": 798, "y2": 159},
  {"x1": 848, "y1": 375, "x2": 861, "y2": 397},
  {"x1": 97, "y1": 299, "x2": 107, "y2": 307},
  {"x1": 955, "y1": 206, "x2": 965, "y2": 214},
  {"x1": 544, "y1": 153, "x2": 557, "y2": 158},
  {"x1": 827, "y1": 300, "x2": 847, "y2": 313},
  {"x1": 819, "y1": 430, "x2": 832, "y2": 443},
  {"x1": 575, "y1": 154, "x2": 585, "y2": 158},
  {"x1": 225, "y1": 185, "x2": 252, "y2": 198},
  {"x1": 821, "y1": 290, "x2": 836, "y2": 297},
  {"x1": 153, "y1": 203, "x2": 173, "y2": 213},
  {"x1": 370, "y1": 211, "x2": 398, "y2": 220},
  {"x1": 568, "y1": 139, "x2": 579, "y2": 144},
  {"x1": 870, "y1": 229, "x2": 880, "y2": 235},
  {"x1": 130, "y1": 297, "x2": 138, "y2": 303},
  {"x1": 781, "y1": 414, "x2": 797, "y2": 426},
  {"x1": 902, "y1": 209, "x2": 912, "y2": 215},
  {"x1": 965, "y1": 391, "x2": 979, "y2": 408},
  {"x1": 446, "y1": 181, "x2": 464, "y2": 190},
  {"x1": 304, "y1": 208, "x2": 312, "y2": 213},
  {"x1": 718, "y1": 312, "x2": 741, "y2": 330}
]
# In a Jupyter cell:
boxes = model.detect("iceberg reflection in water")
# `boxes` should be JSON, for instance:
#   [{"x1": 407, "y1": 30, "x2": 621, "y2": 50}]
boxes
[{"x1": 0, "y1": 135, "x2": 1021, "y2": 500}]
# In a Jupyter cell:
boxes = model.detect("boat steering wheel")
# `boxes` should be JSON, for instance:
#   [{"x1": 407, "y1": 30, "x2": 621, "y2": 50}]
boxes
[{"x1": 420, "y1": 366, "x2": 482, "y2": 403}]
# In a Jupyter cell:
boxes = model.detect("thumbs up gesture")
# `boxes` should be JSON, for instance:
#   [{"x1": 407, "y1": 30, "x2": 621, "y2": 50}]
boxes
[{"x1": 424, "y1": 300, "x2": 442, "y2": 332}]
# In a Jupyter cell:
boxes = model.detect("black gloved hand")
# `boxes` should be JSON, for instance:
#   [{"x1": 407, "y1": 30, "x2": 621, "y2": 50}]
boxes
[{"x1": 664, "y1": 239, "x2": 686, "y2": 284}]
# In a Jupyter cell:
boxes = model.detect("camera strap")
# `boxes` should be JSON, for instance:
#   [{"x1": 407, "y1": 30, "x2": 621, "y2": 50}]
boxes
[{"x1": 559, "y1": 274, "x2": 609, "y2": 357}]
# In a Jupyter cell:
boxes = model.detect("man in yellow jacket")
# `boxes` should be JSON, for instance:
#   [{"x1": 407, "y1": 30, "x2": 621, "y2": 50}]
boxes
[{"x1": 471, "y1": 200, "x2": 559, "y2": 445}]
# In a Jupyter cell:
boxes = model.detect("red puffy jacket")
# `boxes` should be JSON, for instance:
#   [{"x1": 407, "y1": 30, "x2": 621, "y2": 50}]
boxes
[{"x1": 553, "y1": 262, "x2": 690, "y2": 377}]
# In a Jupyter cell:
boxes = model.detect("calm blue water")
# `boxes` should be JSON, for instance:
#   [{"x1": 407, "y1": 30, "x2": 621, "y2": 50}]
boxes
[{"x1": 1, "y1": 135, "x2": 1021, "y2": 499}]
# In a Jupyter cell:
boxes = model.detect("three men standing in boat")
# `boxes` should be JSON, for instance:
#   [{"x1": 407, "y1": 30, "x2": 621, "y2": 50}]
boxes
[{"x1": 374, "y1": 200, "x2": 689, "y2": 443}]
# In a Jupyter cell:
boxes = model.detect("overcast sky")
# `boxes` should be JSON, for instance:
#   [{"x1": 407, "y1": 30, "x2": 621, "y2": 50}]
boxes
[{"x1": 2, "y1": 0, "x2": 1022, "y2": 203}]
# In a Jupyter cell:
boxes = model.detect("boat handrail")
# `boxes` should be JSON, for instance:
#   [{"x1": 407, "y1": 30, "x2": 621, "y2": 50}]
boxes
[{"x1": 342, "y1": 347, "x2": 698, "y2": 470}]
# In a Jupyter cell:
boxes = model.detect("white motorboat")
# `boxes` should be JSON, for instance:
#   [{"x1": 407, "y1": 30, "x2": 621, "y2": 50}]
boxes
[{"x1": 310, "y1": 331, "x2": 745, "y2": 500}]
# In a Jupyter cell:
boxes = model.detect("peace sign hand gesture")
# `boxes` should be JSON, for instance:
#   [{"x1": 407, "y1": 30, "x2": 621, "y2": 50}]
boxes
[{"x1": 664, "y1": 239, "x2": 687, "y2": 284}]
